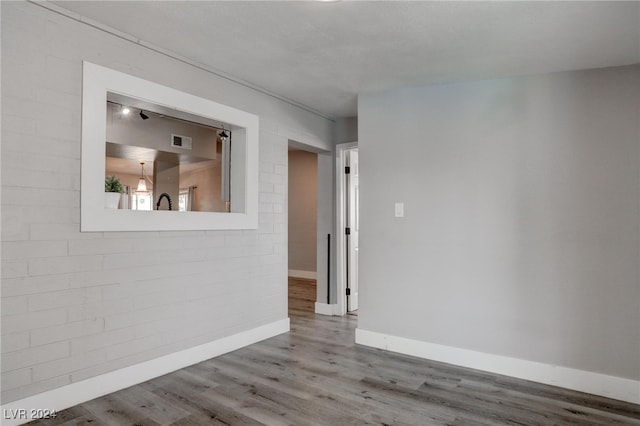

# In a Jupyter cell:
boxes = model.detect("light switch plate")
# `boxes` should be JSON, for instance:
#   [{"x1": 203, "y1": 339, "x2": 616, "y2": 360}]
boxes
[{"x1": 395, "y1": 202, "x2": 404, "y2": 217}]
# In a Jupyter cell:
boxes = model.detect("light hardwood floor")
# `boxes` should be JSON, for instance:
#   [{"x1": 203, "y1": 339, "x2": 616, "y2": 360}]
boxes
[
  {"x1": 28, "y1": 278, "x2": 640, "y2": 425},
  {"x1": 288, "y1": 277, "x2": 317, "y2": 315}
]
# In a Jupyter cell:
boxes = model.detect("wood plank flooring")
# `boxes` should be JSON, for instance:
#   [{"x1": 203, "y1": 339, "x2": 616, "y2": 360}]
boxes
[
  {"x1": 28, "y1": 280, "x2": 640, "y2": 425},
  {"x1": 288, "y1": 277, "x2": 317, "y2": 315}
]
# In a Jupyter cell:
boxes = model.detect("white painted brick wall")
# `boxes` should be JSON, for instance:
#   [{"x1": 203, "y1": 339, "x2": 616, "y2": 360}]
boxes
[
  {"x1": 2, "y1": 276, "x2": 70, "y2": 297},
  {"x1": 28, "y1": 288, "x2": 102, "y2": 312},
  {"x1": 2, "y1": 310, "x2": 68, "y2": 335},
  {"x1": 1, "y1": 1, "x2": 332, "y2": 404},
  {"x1": 0, "y1": 333, "x2": 29, "y2": 354},
  {"x1": 0, "y1": 297, "x2": 28, "y2": 316},
  {"x1": 68, "y1": 239, "x2": 133, "y2": 255},
  {"x1": 1, "y1": 370, "x2": 32, "y2": 392},
  {"x1": 30, "y1": 319, "x2": 105, "y2": 347},
  {"x1": 70, "y1": 328, "x2": 136, "y2": 356},
  {"x1": 28, "y1": 255, "x2": 103, "y2": 276},
  {"x1": 1, "y1": 343, "x2": 70, "y2": 373},
  {"x1": 1, "y1": 241, "x2": 68, "y2": 261},
  {"x1": 32, "y1": 349, "x2": 106, "y2": 383}
]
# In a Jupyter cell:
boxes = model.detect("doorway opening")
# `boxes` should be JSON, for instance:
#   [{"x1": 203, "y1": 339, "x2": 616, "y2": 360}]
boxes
[
  {"x1": 287, "y1": 147, "x2": 318, "y2": 315},
  {"x1": 346, "y1": 148, "x2": 359, "y2": 313},
  {"x1": 336, "y1": 142, "x2": 359, "y2": 316}
]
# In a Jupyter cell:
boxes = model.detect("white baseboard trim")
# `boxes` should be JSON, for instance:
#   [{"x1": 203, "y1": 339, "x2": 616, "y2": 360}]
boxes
[
  {"x1": 288, "y1": 269, "x2": 317, "y2": 280},
  {"x1": 314, "y1": 302, "x2": 340, "y2": 316},
  {"x1": 1, "y1": 319, "x2": 290, "y2": 426},
  {"x1": 355, "y1": 328, "x2": 640, "y2": 405}
]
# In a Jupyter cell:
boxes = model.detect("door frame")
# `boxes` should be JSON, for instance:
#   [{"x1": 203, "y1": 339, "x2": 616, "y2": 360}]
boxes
[{"x1": 335, "y1": 141, "x2": 358, "y2": 317}]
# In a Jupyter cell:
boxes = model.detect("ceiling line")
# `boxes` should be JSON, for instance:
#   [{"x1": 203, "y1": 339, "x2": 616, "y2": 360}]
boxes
[{"x1": 29, "y1": 0, "x2": 336, "y2": 122}]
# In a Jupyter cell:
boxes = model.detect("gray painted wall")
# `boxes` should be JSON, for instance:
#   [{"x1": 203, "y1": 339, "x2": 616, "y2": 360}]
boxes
[
  {"x1": 288, "y1": 150, "x2": 318, "y2": 273},
  {"x1": 358, "y1": 65, "x2": 640, "y2": 380},
  {"x1": 316, "y1": 152, "x2": 335, "y2": 304},
  {"x1": 335, "y1": 117, "x2": 358, "y2": 144},
  {"x1": 1, "y1": 1, "x2": 332, "y2": 403}
]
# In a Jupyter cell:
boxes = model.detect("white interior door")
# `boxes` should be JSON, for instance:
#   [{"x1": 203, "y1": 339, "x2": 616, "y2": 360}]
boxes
[{"x1": 347, "y1": 149, "x2": 359, "y2": 312}]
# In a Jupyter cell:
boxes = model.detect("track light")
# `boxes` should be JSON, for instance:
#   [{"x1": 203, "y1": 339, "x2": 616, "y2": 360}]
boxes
[
  {"x1": 219, "y1": 130, "x2": 229, "y2": 139},
  {"x1": 139, "y1": 110, "x2": 149, "y2": 120},
  {"x1": 121, "y1": 106, "x2": 131, "y2": 115}
]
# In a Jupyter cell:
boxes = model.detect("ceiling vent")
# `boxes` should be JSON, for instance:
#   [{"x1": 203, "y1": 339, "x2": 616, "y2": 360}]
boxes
[{"x1": 171, "y1": 134, "x2": 192, "y2": 150}]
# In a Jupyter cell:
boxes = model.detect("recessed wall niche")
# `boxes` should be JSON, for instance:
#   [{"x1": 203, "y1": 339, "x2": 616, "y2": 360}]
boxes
[{"x1": 81, "y1": 62, "x2": 259, "y2": 231}]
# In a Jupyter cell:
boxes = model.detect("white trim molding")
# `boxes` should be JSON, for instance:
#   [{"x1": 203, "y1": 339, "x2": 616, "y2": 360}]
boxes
[
  {"x1": 288, "y1": 270, "x2": 317, "y2": 280},
  {"x1": 1, "y1": 319, "x2": 290, "y2": 426},
  {"x1": 335, "y1": 141, "x2": 358, "y2": 317},
  {"x1": 81, "y1": 61, "x2": 259, "y2": 232},
  {"x1": 314, "y1": 302, "x2": 341, "y2": 316},
  {"x1": 355, "y1": 328, "x2": 640, "y2": 405}
]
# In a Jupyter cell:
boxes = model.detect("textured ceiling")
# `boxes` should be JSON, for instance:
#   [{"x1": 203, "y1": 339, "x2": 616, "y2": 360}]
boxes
[{"x1": 52, "y1": 1, "x2": 640, "y2": 119}]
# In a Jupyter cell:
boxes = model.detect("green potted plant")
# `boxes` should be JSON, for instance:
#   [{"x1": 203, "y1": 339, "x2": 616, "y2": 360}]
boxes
[{"x1": 105, "y1": 175, "x2": 124, "y2": 209}]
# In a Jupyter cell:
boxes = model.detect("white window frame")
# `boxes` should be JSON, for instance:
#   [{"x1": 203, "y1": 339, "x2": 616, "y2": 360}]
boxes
[{"x1": 81, "y1": 61, "x2": 259, "y2": 231}]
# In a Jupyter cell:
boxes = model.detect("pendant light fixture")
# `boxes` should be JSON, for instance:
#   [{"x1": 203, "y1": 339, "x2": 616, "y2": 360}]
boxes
[{"x1": 136, "y1": 162, "x2": 148, "y2": 192}]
